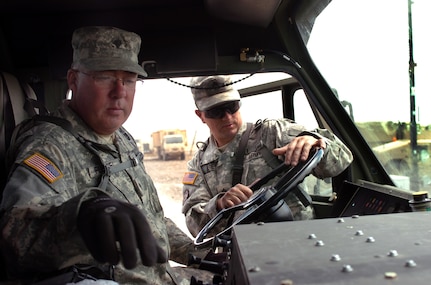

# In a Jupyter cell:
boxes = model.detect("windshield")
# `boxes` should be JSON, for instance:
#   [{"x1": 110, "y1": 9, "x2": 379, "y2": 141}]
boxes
[
  {"x1": 165, "y1": 136, "x2": 183, "y2": 144},
  {"x1": 306, "y1": 0, "x2": 431, "y2": 194}
]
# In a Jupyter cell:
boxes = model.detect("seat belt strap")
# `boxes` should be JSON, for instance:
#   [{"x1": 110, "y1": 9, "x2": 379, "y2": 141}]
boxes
[
  {"x1": 98, "y1": 154, "x2": 139, "y2": 190},
  {"x1": 32, "y1": 115, "x2": 140, "y2": 191},
  {"x1": 231, "y1": 122, "x2": 253, "y2": 186}
]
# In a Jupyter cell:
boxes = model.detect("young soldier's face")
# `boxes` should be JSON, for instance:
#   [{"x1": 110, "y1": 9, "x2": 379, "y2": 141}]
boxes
[{"x1": 196, "y1": 105, "x2": 243, "y2": 146}]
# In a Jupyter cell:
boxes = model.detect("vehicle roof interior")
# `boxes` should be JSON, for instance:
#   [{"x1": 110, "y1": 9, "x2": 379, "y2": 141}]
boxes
[{"x1": 0, "y1": 0, "x2": 300, "y2": 80}]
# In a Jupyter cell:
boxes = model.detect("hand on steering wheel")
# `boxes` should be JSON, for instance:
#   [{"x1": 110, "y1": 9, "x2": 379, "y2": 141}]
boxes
[
  {"x1": 194, "y1": 148, "x2": 324, "y2": 248},
  {"x1": 217, "y1": 184, "x2": 254, "y2": 210}
]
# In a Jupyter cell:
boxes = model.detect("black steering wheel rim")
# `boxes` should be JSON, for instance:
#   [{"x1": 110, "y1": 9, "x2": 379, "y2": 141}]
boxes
[{"x1": 194, "y1": 148, "x2": 324, "y2": 247}]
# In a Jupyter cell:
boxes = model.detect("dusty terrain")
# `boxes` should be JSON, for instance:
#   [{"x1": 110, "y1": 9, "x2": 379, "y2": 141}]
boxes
[{"x1": 143, "y1": 153, "x2": 193, "y2": 235}]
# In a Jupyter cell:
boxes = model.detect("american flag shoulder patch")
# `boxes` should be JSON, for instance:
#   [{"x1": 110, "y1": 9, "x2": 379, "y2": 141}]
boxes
[
  {"x1": 24, "y1": 153, "x2": 63, "y2": 183},
  {"x1": 182, "y1": 171, "x2": 198, "y2": 185}
]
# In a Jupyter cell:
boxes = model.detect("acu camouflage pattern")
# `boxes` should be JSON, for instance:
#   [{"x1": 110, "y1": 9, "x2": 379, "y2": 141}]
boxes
[
  {"x1": 190, "y1": 76, "x2": 241, "y2": 111},
  {"x1": 72, "y1": 26, "x2": 147, "y2": 77},
  {"x1": 0, "y1": 101, "x2": 199, "y2": 284},
  {"x1": 182, "y1": 119, "x2": 353, "y2": 237}
]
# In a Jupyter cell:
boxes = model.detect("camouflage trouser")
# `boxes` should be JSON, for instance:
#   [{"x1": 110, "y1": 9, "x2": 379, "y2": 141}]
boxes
[{"x1": 171, "y1": 266, "x2": 215, "y2": 285}]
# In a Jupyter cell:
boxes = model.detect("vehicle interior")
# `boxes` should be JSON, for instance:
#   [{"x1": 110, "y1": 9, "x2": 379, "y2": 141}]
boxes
[{"x1": 1, "y1": 0, "x2": 430, "y2": 284}]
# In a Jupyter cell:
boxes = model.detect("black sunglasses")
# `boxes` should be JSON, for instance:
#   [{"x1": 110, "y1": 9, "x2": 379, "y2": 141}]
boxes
[{"x1": 204, "y1": 101, "x2": 241, "y2": 119}]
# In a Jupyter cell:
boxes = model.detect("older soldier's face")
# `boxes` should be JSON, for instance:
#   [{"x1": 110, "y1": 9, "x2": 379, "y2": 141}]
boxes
[{"x1": 68, "y1": 69, "x2": 137, "y2": 135}]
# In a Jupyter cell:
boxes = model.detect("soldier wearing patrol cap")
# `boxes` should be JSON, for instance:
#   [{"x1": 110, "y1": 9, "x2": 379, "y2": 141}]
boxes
[
  {"x1": 71, "y1": 26, "x2": 147, "y2": 77},
  {"x1": 191, "y1": 75, "x2": 241, "y2": 111},
  {"x1": 182, "y1": 75, "x2": 354, "y2": 237},
  {"x1": 1, "y1": 26, "x2": 211, "y2": 284}
]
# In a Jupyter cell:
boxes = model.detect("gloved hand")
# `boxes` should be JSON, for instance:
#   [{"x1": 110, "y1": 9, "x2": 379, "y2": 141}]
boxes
[{"x1": 77, "y1": 196, "x2": 167, "y2": 269}]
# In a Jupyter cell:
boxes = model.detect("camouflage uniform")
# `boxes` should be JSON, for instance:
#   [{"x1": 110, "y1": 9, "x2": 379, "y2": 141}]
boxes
[
  {"x1": 0, "y1": 101, "x2": 202, "y2": 285},
  {"x1": 182, "y1": 119, "x2": 353, "y2": 237}
]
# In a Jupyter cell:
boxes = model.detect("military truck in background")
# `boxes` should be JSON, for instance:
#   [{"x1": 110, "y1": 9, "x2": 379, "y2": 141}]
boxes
[
  {"x1": 357, "y1": 121, "x2": 431, "y2": 177},
  {"x1": 135, "y1": 139, "x2": 151, "y2": 154},
  {"x1": 151, "y1": 129, "x2": 187, "y2": 160}
]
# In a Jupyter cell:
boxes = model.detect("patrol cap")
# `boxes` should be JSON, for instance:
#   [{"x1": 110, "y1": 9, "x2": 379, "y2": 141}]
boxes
[
  {"x1": 190, "y1": 75, "x2": 241, "y2": 111},
  {"x1": 71, "y1": 26, "x2": 147, "y2": 77}
]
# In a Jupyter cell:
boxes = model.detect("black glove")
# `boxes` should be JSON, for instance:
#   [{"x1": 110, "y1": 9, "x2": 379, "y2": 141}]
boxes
[{"x1": 77, "y1": 197, "x2": 167, "y2": 269}]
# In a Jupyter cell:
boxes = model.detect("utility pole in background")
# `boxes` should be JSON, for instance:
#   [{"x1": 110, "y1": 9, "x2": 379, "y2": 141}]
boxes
[{"x1": 408, "y1": 0, "x2": 419, "y2": 191}]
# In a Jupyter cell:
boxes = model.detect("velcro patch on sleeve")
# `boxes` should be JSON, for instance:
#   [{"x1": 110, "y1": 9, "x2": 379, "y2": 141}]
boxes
[
  {"x1": 24, "y1": 153, "x2": 63, "y2": 183},
  {"x1": 182, "y1": 171, "x2": 198, "y2": 185}
]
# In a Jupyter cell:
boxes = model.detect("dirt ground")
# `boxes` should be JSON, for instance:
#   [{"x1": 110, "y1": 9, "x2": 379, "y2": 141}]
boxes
[{"x1": 143, "y1": 152, "x2": 193, "y2": 235}]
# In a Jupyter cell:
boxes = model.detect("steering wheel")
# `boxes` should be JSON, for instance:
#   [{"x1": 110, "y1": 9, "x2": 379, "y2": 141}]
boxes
[{"x1": 194, "y1": 148, "x2": 324, "y2": 247}]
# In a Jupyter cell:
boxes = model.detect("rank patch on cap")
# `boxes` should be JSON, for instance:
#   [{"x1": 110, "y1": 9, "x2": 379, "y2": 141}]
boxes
[
  {"x1": 182, "y1": 172, "x2": 198, "y2": 185},
  {"x1": 24, "y1": 153, "x2": 63, "y2": 183}
]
